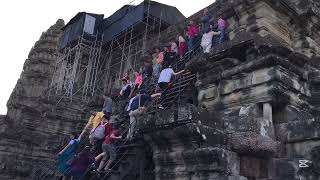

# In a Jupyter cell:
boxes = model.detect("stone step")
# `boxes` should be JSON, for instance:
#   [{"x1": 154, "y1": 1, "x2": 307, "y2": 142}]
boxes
[{"x1": 117, "y1": 143, "x2": 143, "y2": 149}]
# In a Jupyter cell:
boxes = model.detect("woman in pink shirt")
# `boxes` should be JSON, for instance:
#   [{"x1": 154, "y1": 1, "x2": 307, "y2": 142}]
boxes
[
  {"x1": 156, "y1": 48, "x2": 164, "y2": 65},
  {"x1": 129, "y1": 71, "x2": 143, "y2": 98},
  {"x1": 134, "y1": 71, "x2": 143, "y2": 88},
  {"x1": 187, "y1": 20, "x2": 199, "y2": 52},
  {"x1": 217, "y1": 16, "x2": 226, "y2": 43}
]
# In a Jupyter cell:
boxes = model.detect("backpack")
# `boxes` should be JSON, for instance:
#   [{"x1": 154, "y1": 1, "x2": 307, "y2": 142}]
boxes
[{"x1": 90, "y1": 122, "x2": 106, "y2": 140}]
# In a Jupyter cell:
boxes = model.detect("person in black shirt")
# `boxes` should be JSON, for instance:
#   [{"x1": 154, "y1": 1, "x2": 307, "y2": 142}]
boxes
[
  {"x1": 142, "y1": 59, "x2": 153, "y2": 78},
  {"x1": 119, "y1": 79, "x2": 131, "y2": 99},
  {"x1": 162, "y1": 46, "x2": 176, "y2": 69},
  {"x1": 126, "y1": 90, "x2": 161, "y2": 140}
]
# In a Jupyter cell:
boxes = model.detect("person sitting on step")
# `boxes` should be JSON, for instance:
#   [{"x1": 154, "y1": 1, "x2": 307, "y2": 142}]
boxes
[{"x1": 126, "y1": 90, "x2": 161, "y2": 140}]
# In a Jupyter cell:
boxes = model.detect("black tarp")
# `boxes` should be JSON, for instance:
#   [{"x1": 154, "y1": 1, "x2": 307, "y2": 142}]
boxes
[
  {"x1": 59, "y1": 1, "x2": 185, "y2": 50},
  {"x1": 101, "y1": 1, "x2": 186, "y2": 44},
  {"x1": 59, "y1": 12, "x2": 104, "y2": 50}
]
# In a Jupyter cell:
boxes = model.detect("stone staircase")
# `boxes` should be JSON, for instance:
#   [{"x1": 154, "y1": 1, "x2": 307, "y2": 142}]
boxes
[{"x1": 83, "y1": 139, "x2": 153, "y2": 180}]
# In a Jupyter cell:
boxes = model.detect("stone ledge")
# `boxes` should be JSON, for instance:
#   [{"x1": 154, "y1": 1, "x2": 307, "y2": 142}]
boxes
[
  {"x1": 229, "y1": 132, "x2": 278, "y2": 157},
  {"x1": 275, "y1": 117, "x2": 320, "y2": 143}
]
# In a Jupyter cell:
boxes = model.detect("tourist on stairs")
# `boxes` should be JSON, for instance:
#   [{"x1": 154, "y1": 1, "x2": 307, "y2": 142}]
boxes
[
  {"x1": 89, "y1": 114, "x2": 113, "y2": 154},
  {"x1": 57, "y1": 130, "x2": 85, "y2": 180},
  {"x1": 157, "y1": 66, "x2": 185, "y2": 109},
  {"x1": 102, "y1": 94, "x2": 112, "y2": 117},
  {"x1": 97, "y1": 124, "x2": 122, "y2": 173},
  {"x1": 123, "y1": 68, "x2": 134, "y2": 84},
  {"x1": 69, "y1": 146, "x2": 96, "y2": 180},
  {"x1": 201, "y1": 25, "x2": 220, "y2": 53},
  {"x1": 177, "y1": 33, "x2": 187, "y2": 59},
  {"x1": 155, "y1": 47, "x2": 164, "y2": 65},
  {"x1": 217, "y1": 16, "x2": 226, "y2": 43},
  {"x1": 187, "y1": 20, "x2": 199, "y2": 52},
  {"x1": 83, "y1": 112, "x2": 104, "y2": 144},
  {"x1": 142, "y1": 57, "x2": 153, "y2": 79},
  {"x1": 170, "y1": 41, "x2": 178, "y2": 55},
  {"x1": 201, "y1": 8, "x2": 214, "y2": 34},
  {"x1": 126, "y1": 90, "x2": 161, "y2": 140},
  {"x1": 153, "y1": 47, "x2": 164, "y2": 79},
  {"x1": 163, "y1": 46, "x2": 175, "y2": 69},
  {"x1": 129, "y1": 71, "x2": 143, "y2": 98},
  {"x1": 119, "y1": 78, "x2": 132, "y2": 99}
]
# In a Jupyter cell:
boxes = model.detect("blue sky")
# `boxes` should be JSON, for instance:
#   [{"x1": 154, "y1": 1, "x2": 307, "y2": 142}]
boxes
[{"x1": 0, "y1": 0, "x2": 214, "y2": 114}]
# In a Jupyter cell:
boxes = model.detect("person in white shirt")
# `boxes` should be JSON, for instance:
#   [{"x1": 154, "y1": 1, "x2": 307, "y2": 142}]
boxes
[
  {"x1": 201, "y1": 25, "x2": 220, "y2": 53},
  {"x1": 157, "y1": 66, "x2": 185, "y2": 109}
]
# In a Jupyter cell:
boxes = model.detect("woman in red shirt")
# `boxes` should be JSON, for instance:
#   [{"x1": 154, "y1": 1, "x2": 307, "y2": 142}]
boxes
[
  {"x1": 96, "y1": 126, "x2": 122, "y2": 172},
  {"x1": 187, "y1": 20, "x2": 199, "y2": 52}
]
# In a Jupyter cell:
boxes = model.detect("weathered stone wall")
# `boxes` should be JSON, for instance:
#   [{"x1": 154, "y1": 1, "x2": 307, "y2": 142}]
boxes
[
  {"x1": 138, "y1": 0, "x2": 320, "y2": 180},
  {"x1": 0, "y1": 20, "x2": 99, "y2": 180}
]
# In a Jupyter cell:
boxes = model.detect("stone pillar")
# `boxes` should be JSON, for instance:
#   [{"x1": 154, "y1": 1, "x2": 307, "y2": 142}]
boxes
[{"x1": 261, "y1": 103, "x2": 275, "y2": 139}]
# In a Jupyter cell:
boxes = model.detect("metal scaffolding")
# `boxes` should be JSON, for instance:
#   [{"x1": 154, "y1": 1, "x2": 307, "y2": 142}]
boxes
[
  {"x1": 49, "y1": 29, "x2": 103, "y2": 101},
  {"x1": 49, "y1": 0, "x2": 169, "y2": 101}
]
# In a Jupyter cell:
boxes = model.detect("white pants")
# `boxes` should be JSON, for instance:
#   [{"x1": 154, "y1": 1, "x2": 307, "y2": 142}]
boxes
[
  {"x1": 127, "y1": 109, "x2": 144, "y2": 139},
  {"x1": 201, "y1": 43, "x2": 212, "y2": 53}
]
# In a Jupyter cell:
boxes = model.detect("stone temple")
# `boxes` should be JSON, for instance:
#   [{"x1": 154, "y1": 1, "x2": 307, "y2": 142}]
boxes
[{"x1": 1, "y1": 0, "x2": 320, "y2": 179}]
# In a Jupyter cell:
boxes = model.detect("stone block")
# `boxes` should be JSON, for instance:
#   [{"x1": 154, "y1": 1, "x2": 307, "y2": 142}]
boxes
[
  {"x1": 251, "y1": 68, "x2": 274, "y2": 85},
  {"x1": 194, "y1": 147, "x2": 240, "y2": 175},
  {"x1": 268, "y1": 159, "x2": 298, "y2": 180},
  {"x1": 227, "y1": 176, "x2": 248, "y2": 180},
  {"x1": 199, "y1": 125, "x2": 228, "y2": 146},
  {"x1": 198, "y1": 84, "x2": 218, "y2": 102},
  {"x1": 240, "y1": 156, "x2": 268, "y2": 178},
  {"x1": 286, "y1": 140, "x2": 320, "y2": 160},
  {"x1": 275, "y1": 117, "x2": 320, "y2": 143}
]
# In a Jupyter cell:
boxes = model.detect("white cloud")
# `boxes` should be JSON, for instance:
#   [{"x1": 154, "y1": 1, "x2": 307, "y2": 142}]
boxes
[{"x1": 0, "y1": 0, "x2": 214, "y2": 114}]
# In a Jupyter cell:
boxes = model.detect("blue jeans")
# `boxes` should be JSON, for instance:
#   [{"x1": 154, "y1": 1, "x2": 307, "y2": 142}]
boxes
[
  {"x1": 188, "y1": 36, "x2": 195, "y2": 51},
  {"x1": 219, "y1": 28, "x2": 225, "y2": 43}
]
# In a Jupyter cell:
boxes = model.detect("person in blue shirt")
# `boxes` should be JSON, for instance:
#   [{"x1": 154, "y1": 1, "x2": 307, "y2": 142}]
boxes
[
  {"x1": 57, "y1": 130, "x2": 85, "y2": 180},
  {"x1": 126, "y1": 90, "x2": 161, "y2": 140}
]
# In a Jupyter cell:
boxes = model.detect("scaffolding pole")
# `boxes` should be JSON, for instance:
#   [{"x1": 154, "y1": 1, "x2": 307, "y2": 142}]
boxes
[
  {"x1": 142, "y1": 0, "x2": 151, "y2": 55},
  {"x1": 118, "y1": 28, "x2": 128, "y2": 80},
  {"x1": 158, "y1": 11, "x2": 163, "y2": 43}
]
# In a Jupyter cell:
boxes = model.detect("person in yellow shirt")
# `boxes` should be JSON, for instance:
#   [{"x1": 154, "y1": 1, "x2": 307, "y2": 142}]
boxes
[
  {"x1": 85, "y1": 111, "x2": 105, "y2": 130},
  {"x1": 82, "y1": 111, "x2": 106, "y2": 154}
]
